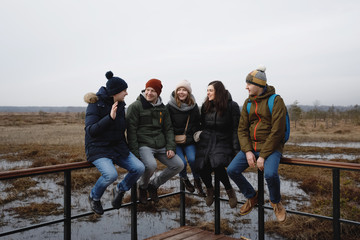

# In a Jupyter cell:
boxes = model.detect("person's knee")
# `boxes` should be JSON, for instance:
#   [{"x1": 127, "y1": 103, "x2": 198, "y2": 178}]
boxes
[
  {"x1": 264, "y1": 170, "x2": 278, "y2": 180},
  {"x1": 103, "y1": 170, "x2": 118, "y2": 183}
]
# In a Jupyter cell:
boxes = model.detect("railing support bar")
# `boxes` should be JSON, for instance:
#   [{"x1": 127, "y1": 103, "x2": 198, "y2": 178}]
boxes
[
  {"x1": 131, "y1": 184, "x2": 138, "y2": 240},
  {"x1": 333, "y1": 169, "x2": 340, "y2": 240},
  {"x1": 64, "y1": 170, "x2": 71, "y2": 240},
  {"x1": 180, "y1": 179, "x2": 186, "y2": 226},
  {"x1": 258, "y1": 170, "x2": 265, "y2": 240},
  {"x1": 214, "y1": 173, "x2": 221, "y2": 234}
]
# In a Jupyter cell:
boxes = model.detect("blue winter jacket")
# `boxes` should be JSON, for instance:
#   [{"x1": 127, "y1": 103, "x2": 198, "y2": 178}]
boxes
[{"x1": 84, "y1": 87, "x2": 129, "y2": 162}]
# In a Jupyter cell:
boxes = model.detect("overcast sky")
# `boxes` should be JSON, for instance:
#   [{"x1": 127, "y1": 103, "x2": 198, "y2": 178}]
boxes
[{"x1": 1, "y1": 0, "x2": 359, "y2": 107}]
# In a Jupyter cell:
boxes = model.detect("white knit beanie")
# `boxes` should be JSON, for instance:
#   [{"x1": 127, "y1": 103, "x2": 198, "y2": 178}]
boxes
[{"x1": 176, "y1": 80, "x2": 192, "y2": 94}]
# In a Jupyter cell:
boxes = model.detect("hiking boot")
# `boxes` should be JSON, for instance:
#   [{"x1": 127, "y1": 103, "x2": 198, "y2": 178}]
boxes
[
  {"x1": 138, "y1": 186, "x2": 148, "y2": 204},
  {"x1": 88, "y1": 195, "x2": 104, "y2": 215},
  {"x1": 226, "y1": 188, "x2": 237, "y2": 208},
  {"x1": 205, "y1": 187, "x2": 214, "y2": 206},
  {"x1": 194, "y1": 178, "x2": 206, "y2": 197},
  {"x1": 271, "y1": 201, "x2": 287, "y2": 222},
  {"x1": 111, "y1": 187, "x2": 125, "y2": 209},
  {"x1": 181, "y1": 178, "x2": 195, "y2": 193},
  {"x1": 240, "y1": 191, "x2": 258, "y2": 215},
  {"x1": 148, "y1": 184, "x2": 159, "y2": 203}
]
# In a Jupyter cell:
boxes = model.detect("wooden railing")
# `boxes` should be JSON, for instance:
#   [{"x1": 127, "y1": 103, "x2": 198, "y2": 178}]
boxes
[{"x1": 1, "y1": 158, "x2": 359, "y2": 240}]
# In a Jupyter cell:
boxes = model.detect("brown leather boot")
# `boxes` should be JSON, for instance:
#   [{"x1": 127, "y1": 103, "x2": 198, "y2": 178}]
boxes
[
  {"x1": 271, "y1": 201, "x2": 287, "y2": 222},
  {"x1": 181, "y1": 178, "x2": 195, "y2": 193},
  {"x1": 226, "y1": 188, "x2": 237, "y2": 208},
  {"x1": 205, "y1": 187, "x2": 214, "y2": 206},
  {"x1": 194, "y1": 178, "x2": 206, "y2": 197},
  {"x1": 240, "y1": 191, "x2": 258, "y2": 215}
]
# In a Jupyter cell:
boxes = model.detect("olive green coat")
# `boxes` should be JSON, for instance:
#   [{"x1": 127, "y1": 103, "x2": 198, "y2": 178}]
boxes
[{"x1": 126, "y1": 93, "x2": 175, "y2": 159}]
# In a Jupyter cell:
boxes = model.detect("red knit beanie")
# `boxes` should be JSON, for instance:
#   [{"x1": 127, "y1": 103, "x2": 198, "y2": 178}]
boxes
[{"x1": 145, "y1": 78, "x2": 163, "y2": 96}]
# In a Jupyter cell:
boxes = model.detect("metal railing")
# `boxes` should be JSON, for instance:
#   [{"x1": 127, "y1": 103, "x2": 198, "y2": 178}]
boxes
[{"x1": 0, "y1": 158, "x2": 359, "y2": 240}]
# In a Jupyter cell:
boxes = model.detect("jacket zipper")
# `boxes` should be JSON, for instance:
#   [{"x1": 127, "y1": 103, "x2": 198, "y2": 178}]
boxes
[
  {"x1": 253, "y1": 100, "x2": 261, "y2": 151},
  {"x1": 159, "y1": 111, "x2": 162, "y2": 124}
]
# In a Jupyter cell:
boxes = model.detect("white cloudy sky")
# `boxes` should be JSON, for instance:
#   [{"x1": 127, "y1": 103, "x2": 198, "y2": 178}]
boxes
[{"x1": 1, "y1": 0, "x2": 359, "y2": 107}]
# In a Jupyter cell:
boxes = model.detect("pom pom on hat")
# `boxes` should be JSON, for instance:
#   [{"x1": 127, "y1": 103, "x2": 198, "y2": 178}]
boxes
[
  {"x1": 176, "y1": 80, "x2": 192, "y2": 94},
  {"x1": 105, "y1": 71, "x2": 128, "y2": 96},
  {"x1": 246, "y1": 65, "x2": 267, "y2": 88},
  {"x1": 145, "y1": 78, "x2": 163, "y2": 96}
]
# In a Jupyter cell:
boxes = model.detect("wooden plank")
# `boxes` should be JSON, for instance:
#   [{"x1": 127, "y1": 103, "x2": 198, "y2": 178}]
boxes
[
  {"x1": 144, "y1": 226, "x2": 194, "y2": 240},
  {"x1": 145, "y1": 226, "x2": 239, "y2": 240},
  {"x1": 162, "y1": 227, "x2": 204, "y2": 240}
]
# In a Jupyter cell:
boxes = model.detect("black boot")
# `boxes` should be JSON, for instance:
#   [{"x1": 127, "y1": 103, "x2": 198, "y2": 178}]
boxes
[
  {"x1": 194, "y1": 178, "x2": 206, "y2": 197},
  {"x1": 148, "y1": 184, "x2": 159, "y2": 203},
  {"x1": 138, "y1": 186, "x2": 148, "y2": 204},
  {"x1": 88, "y1": 195, "x2": 104, "y2": 215},
  {"x1": 111, "y1": 187, "x2": 125, "y2": 209},
  {"x1": 181, "y1": 178, "x2": 195, "y2": 193}
]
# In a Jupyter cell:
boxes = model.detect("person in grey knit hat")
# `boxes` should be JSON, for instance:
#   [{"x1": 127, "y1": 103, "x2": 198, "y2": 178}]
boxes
[
  {"x1": 84, "y1": 71, "x2": 145, "y2": 215},
  {"x1": 227, "y1": 65, "x2": 287, "y2": 222}
]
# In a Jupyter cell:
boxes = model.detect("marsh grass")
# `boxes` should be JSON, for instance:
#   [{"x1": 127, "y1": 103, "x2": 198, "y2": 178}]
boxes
[{"x1": 1, "y1": 113, "x2": 360, "y2": 239}]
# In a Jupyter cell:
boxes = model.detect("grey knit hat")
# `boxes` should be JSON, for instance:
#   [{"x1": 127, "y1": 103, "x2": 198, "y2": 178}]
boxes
[{"x1": 246, "y1": 65, "x2": 267, "y2": 88}]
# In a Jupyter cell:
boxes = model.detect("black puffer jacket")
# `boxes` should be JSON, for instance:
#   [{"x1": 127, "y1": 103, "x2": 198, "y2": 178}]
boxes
[
  {"x1": 166, "y1": 91, "x2": 201, "y2": 146},
  {"x1": 195, "y1": 92, "x2": 240, "y2": 171},
  {"x1": 84, "y1": 87, "x2": 129, "y2": 162}
]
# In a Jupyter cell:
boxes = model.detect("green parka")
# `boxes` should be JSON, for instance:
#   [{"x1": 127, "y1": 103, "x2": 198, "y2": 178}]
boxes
[
  {"x1": 238, "y1": 85, "x2": 286, "y2": 159},
  {"x1": 126, "y1": 92, "x2": 176, "y2": 159}
]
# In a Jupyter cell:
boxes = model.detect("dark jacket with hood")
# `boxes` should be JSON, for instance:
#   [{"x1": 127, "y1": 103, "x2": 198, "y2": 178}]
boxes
[
  {"x1": 195, "y1": 92, "x2": 240, "y2": 172},
  {"x1": 126, "y1": 91, "x2": 175, "y2": 159},
  {"x1": 84, "y1": 87, "x2": 129, "y2": 162},
  {"x1": 166, "y1": 91, "x2": 200, "y2": 146},
  {"x1": 238, "y1": 85, "x2": 286, "y2": 159}
]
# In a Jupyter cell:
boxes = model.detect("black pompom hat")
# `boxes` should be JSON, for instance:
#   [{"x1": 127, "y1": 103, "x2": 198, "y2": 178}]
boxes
[{"x1": 105, "y1": 71, "x2": 128, "y2": 96}]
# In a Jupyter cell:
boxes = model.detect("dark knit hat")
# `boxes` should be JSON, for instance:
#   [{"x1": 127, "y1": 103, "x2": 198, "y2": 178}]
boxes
[
  {"x1": 105, "y1": 71, "x2": 128, "y2": 96},
  {"x1": 145, "y1": 78, "x2": 163, "y2": 96},
  {"x1": 246, "y1": 65, "x2": 267, "y2": 88}
]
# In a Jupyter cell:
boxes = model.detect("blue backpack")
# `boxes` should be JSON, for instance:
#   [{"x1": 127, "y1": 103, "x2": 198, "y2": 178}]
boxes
[{"x1": 246, "y1": 94, "x2": 290, "y2": 143}]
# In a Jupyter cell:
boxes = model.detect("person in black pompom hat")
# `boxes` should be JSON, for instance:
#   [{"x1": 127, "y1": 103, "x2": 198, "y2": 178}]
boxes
[
  {"x1": 83, "y1": 71, "x2": 145, "y2": 215},
  {"x1": 105, "y1": 71, "x2": 128, "y2": 96}
]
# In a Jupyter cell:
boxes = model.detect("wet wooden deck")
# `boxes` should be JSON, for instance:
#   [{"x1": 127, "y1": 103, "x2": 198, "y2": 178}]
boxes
[{"x1": 144, "y1": 226, "x2": 246, "y2": 240}]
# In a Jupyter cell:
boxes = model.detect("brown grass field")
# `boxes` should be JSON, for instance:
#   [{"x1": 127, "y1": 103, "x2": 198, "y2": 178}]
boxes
[{"x1": 0, "y1": 112, "x2": 359, "y2": 239}]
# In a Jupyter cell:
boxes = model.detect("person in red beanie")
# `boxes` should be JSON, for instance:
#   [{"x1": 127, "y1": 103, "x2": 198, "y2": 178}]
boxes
[{"x1": 126, "y1": 78, "x2": 184, "y2": 203}]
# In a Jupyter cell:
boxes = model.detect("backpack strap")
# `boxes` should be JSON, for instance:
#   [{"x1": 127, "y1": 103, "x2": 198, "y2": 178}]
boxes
[
  {"x1": 246, "y1": 99, "x2": 251, "y2": 114},
  {"x1": 267, "y1": 94, "x2": 278, "y2": 114}
]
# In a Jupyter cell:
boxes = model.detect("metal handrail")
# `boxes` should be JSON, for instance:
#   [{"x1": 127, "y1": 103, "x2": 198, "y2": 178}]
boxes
[{"x1": 1, "y1": 158, "x2": 359, "y2": 240}]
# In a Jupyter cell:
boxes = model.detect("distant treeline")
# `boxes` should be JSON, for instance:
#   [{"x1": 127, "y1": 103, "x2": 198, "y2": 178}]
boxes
[
  {"x1": 0, "y1": 105, "x2": 357, "y2": 113},
  {"x1": 0, "y1": 106, "x2": 86, "y2": 113}
]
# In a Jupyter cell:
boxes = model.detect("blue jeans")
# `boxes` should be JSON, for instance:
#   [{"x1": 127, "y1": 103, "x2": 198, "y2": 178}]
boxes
[
  {"x1": 138, "y1": 146, "x2": 184, "y2": 189},
  {"x1": 176, "y1": 144, "x2": 200, "y2": 180},
  {"x1": 90, "y1": 152, "x2": 145, "y2": 201},
  {"x1": 227, "y1": 150, "x2": 282, "y2": 203}
]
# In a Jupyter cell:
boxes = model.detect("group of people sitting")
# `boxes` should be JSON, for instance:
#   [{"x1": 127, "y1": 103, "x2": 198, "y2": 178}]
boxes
[{"x1": 84, "y1": 65, "x2": 287, "y2": 223}]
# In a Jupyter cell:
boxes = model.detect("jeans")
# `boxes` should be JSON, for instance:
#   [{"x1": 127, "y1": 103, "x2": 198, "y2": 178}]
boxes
[
  {"x1": 90, "y1": 152, "x2": 145, "y2": 201},
  {"x1": 176, "y1": 144, "x2": 200, "y2": 180},
  {"x1": 227, "y1": 150, "x2": 282, "y2": 203},
  {"x1": 138, "y1": 146, "x2": 184, "y2": 189}
]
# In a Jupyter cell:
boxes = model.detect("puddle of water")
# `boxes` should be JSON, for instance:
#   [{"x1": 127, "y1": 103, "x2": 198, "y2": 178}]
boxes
[
  {"x1": 286, "y1": 153, "x2": 359, "y2": 161},
  {"x1": 287, "y1": 141, "x2": 360, "y2": 148},
  {"x1": 0, "y1": 159, "x2": 33, "y2": 171}
]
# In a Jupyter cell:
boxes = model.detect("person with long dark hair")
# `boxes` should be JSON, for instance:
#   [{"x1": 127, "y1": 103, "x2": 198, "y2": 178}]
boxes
[{"x1": 194, "y1": 80, "x2": 240, "y2": 208}]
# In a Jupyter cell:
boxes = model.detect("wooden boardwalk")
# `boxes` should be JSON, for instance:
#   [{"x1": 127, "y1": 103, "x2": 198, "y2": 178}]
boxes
[{"x1": 144, "y1": 226, "x2": 248, "y2": 240}]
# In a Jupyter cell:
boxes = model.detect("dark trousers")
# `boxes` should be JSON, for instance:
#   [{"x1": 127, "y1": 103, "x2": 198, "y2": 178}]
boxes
[{"x1": 200, "y1": 164, "x2": 232, "y2": 190}]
